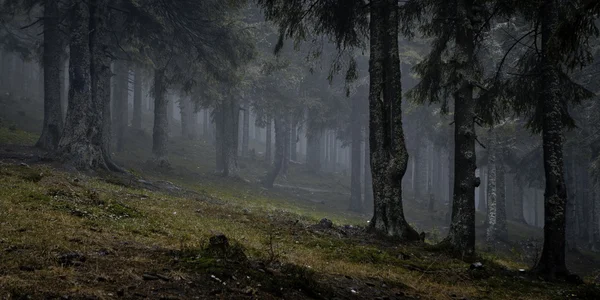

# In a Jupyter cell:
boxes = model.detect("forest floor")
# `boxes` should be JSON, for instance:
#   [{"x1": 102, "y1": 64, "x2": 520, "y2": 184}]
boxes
[{"x1": 0, "y1": 121, "x2": 600, "y2": 299}]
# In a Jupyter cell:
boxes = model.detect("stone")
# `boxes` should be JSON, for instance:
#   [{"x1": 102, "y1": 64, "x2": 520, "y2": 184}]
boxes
[{"x1": 318, "y1": 218, "x2": 333, "y2": 229}]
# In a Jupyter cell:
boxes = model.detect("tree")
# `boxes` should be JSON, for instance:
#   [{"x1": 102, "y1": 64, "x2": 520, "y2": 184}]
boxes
[{"x1": 36, "y1": 0, "x2": 64, "y2": 151}]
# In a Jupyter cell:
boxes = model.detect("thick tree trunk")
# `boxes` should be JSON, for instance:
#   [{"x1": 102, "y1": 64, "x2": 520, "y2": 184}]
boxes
[
  {"x1": 132, "y1": 64, "x2": 142, "y2": 131},
  {"x1": 36, "y1": 0, "x2": 64, "y2": 151},
  {"x1": 203, "y1": 109, "x2": 210, "y2": 138},
  {"x1": 533, "y1": 0, "x2": 571, "y2": 279},
  {"x1": 152, "y1": 69, "x2": 169, "y2": 166},
  {"x1": 368, "y1": 0, "x2": 419, "y2": 240},
  {"x1": 444, "y1": 0, "x2": 478, "y2": 256},
  {"x1": 55, "y1": 0, "x2": 113, "y2": 170},
  {"x1": 350, "y1": 93, "x2": 363, "y2": 212},
  {"x1": 565, "y1": 154, "x2": 578, "y2": 252},
  {"x1": 262, "y1": 115, "x2": 286, "y2": 188}
]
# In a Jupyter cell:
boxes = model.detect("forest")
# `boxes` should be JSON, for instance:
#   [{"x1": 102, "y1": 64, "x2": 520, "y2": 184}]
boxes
[{"x1": 0, "y1": 0, "x2": 599, "y2": 299}]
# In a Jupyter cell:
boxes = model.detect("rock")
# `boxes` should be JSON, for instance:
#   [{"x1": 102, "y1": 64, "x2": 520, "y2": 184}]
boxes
[
  {"x1": 318, "y1": 218, "x2": 333, "y2": 229},
  {"x1": 469, "y1": 262, "x2": 483, "y2": 270}
]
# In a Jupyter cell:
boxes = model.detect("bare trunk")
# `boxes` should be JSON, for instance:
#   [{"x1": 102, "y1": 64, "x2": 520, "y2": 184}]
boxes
[
  {"x1": 132, "y1": 64, "x2": 142, "y2": 131},
  {"x1": 114, "y1": 61, "x2": 128, "y2": 152},
  {"x1": 368, "y1": 0, "x2": 419, "y2": 240},
  {"x1": 445, "y1": 0, "x2": 477, "y2": 257},
  {"x1": 37, "y1": 0, "x2": 64, "y2": 151},
  {"x1": 265, "y1": 117, "x2": 272, "y2": 164},
  {"x1": 219, "y1": 98, "x2": 240, "y2": 177},
  {"x1": 350, "y1": 93, "x2": 363, "y2": 212},
  {"x1": 262, "y1": 115, "x2": 287, "y2": 188},
  {"x1": 241, "y1": 99, "x2": 250, "y2": 157},
  {"x1": 486, "y1": 135, "x2": 498, "y2": 242},
  {"x1": 533, "y1": 0, "x2": 570, "y2": 279},
  {"x1": 152, "y1": 68, "x2": 169, "y2": 166},
  {"x1": 306, "y1": 122, "x2": 321, "y2": 172},
  {"x1": 513, "y1": 179, "x2": 527, "y2": 223},
  {"x1": 290, "y1": 117, "x2": 298, "y2": 161},
  {"x1": 364, "y1": 125, "x2": 374, "y2": 212}
]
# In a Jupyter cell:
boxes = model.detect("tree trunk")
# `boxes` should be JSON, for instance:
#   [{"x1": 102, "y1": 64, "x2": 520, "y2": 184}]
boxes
[
  {"x1": 215, "y1": 106, "x2": 224, "y2": 172},
  {"x1": 306, "y1": 121, "x2": 321, "y2": 172},
  {"x1": 241, "y1": 99, "x2": 250, "y2": 157},
  {"x1": 350, "y1": 93, "x2": 363, "y2": 212},
  {"x1": 565, "y1": 154, "x2": 578, "y2": 252},
  {"x1": 265, "y1": 117, "x2": 272, "y2": 164},
  {"x1": 290, "y1": 117, "x2": 298, "y2": 161},
  {"x1": 281, "y1": 114, "x2": 291, "y2": 175},
  {"x1": 478, "y1": 167, "x2": 487, "y2": 213},
  {"x1": 218, "y1": 98, "x2": 240, "y2": 177},
  {"x1": 113, "y1": 60, "x2": 128, "y2": 152},
  {"x1": 368, "y1": 0, "x2": 419, "y2": 241},
  {"x1": 262, "y1": 115, "x2": 287, "y2": 188},
  {"x1": 55, "y1": 0, "x2": 113, "y2": 170},
  {"x1": 533, "y1": 0, "x2": 570, "y2": 279},
  {"x1": 592, "y1": 188, "x2": 600, "y2": 251},
  {"x1": 36, "y1": 0, "x2": 64, "y2": 151},
  {"x1": 203, "y1": 109, "x2": 210, "y2": 138},
  {"x1": 513, "y1": 179, "x2": 527, "y2": 224},
  {"x1": 496, "y1": 161, "x2": 508, "y2": 240},
  {"x1": 152, "y1": 68, "x2": 169, "y2": 166},
  {"x1": 364, "y1": 125, "x2": 374, "y2": 212},
  {"x1": 180, "y1": 96, "x2": 195, "y2": 139},
  {"x1": 486, "y1": 136, "x2": 498, "y2": 242},
  {"x1": 132, "y1": 64, "x2": 142, "y2": 131}
]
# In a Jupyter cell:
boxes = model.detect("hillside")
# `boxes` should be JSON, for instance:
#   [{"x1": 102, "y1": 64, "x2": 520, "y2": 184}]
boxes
[{"x1": 0, "y1": 122, "x2": 599, "y2": 299}]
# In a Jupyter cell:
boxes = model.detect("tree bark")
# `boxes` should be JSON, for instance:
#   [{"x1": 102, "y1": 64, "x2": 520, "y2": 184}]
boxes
[
  {"x1": 152, "y1": 68, "x2": 169, "y2": 166},
  {"x1": 368, "y1": 0, "x2": 419, "y2": 241},
  {"x1": 281, "y1": 114, "x2": 291, "y2": 175},
  {"x1": 217, "y1": 97, "x2": 240, "y2": 177},
  {"x1": 486, "y1": 135, "x2": 498, "y2": 242},
  {"x1": 478, "y1": 167, "x2": 487, "y2": 213},
  {"x1": 350, "y1": 93, "x2": 363, "y2": 212},
  {"x1": 533, "y1": 0, "x2": 571, "y2": 280},
  {"x1": 290, "y1": 117, "x2": 298, "y2": 161},
  {"x1": 444, "y1": 0, "x2": 478, "y2": 257},
  {"x1": 262, "y1": 115, "x2": 287, "y2": 188},
  {"x1": 36, "y1": 0, "x2": 64, "y2": 151},
  {"x1": 55, "y1": 0, "x2": 114, "y2": 170},
  {"x1": 113, "y1": 60, "x2": 128, "y2": 152},
  {"x1": 496, "y1": 161, "x2": 508, "y2": 239},
  {"x1": 132, "y1": 64, "x2": 142, "y2": 131}
]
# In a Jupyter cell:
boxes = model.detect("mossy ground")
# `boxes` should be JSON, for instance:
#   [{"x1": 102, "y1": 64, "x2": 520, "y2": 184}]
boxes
[{"x1": 0, "y1": 122, "x2": 598, "y2": 299}]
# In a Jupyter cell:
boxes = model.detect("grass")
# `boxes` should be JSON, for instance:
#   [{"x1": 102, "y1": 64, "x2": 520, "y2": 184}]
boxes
[
  {"x1": 0, "y1": 162, "x2": 598, "y2": 299},
  {"x1": 0, "y1": 126, "x2": 38, "y2": 146},
  {"x1": 0, "y1": 118, "x2": 598, "y2": 298}
]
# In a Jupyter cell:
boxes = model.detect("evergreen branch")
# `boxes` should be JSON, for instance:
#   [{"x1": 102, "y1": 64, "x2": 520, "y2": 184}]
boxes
[{"x1": 493, "y1": 29, "x2": 535, "y2": 82}]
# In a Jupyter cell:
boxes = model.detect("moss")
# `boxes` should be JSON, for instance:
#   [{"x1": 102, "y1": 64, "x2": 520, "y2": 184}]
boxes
[{"x1": 0, "y1": 126, "x2": 38, "y2": 145}]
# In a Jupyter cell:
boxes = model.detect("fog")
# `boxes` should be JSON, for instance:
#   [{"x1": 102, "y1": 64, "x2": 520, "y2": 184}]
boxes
[{"x1": 0, "y1": 0, "x2": 599, "y2": 298}]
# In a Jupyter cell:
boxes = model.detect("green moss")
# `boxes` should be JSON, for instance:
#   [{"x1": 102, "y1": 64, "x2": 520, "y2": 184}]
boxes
[{"x1": 0, "y1": 126, "x2": 38, "y2": 145}]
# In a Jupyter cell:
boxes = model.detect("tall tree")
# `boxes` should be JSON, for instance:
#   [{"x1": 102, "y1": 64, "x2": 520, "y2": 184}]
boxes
[
  {"x1": 132, "y1": 64, "x2": 143, "y2": 131},
  {"x1": 36, "y1": 0, "x2": 63, "y2": 151}
]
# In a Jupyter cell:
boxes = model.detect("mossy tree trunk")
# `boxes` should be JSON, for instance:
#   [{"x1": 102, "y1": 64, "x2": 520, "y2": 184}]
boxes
[
  {"x1": 367, "y1": 0, "x2": 419, "y2": 241},
  {"x1": 55, "y1": 0, "x2": 112, "y2": 170}
]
